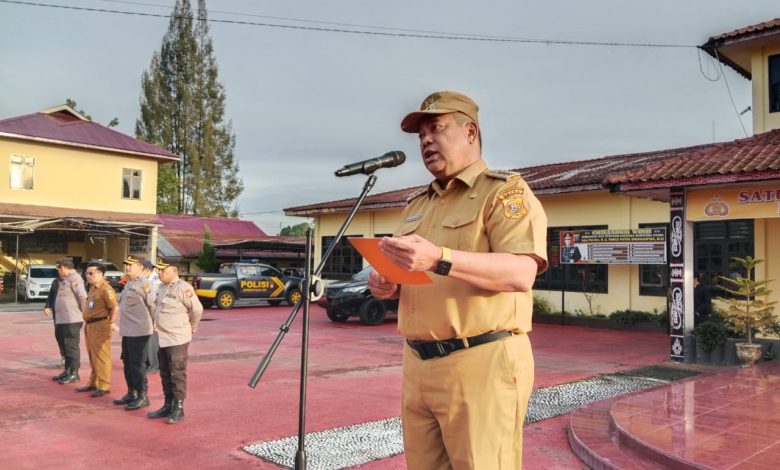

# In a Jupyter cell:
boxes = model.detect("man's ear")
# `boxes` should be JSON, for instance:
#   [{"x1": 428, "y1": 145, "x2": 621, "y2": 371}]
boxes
[{"x1": 467, "y1": 121, "x2": 478, "y2": 144}]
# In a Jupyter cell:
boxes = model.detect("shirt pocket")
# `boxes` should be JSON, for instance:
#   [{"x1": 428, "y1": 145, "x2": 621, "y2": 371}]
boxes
[
  {"x1": 397, "y1": 218, "x2": 422, "y2": 236},
  {"x1": 440, "y1": 209, "x2": 480, "y2": 251}
]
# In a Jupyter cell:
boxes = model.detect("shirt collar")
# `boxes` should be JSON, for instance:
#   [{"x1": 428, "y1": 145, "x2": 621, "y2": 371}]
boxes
[{"x1": 429, "y1": 159, "x2": 487, "y2": 195}]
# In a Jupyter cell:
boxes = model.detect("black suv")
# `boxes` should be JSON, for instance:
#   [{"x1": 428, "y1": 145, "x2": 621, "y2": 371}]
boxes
[{"x1": 319, "y1": 266, "x2": 398, "y2": 326}]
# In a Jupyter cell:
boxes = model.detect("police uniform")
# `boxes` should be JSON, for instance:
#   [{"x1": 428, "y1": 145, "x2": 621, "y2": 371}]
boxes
[
  {"x1": 148, "y1": 265, "x2": 203, "y2": 423},
  {"x1": 397, "y1": 160, "x2": 548, "y2": 469},
  {"x1": 115, "y1": 258, "x2": 156, "y2": 408},
  {"x1": 53, "y1": 264, "x2": 87, "y2": 383},
  {"x1": 82, "y1": 278, "x2": 118, "y2": 393}
]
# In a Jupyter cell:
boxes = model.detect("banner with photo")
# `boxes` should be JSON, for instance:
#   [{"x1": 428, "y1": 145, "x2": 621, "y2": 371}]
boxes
[{"x1": 559, "y1": 228, "x2": 667, "y2": 265}]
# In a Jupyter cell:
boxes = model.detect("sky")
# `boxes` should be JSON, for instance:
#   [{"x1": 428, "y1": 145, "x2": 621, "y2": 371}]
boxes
[{"x1": 1, "y1": 0, "x2": 778, "y2": 234}]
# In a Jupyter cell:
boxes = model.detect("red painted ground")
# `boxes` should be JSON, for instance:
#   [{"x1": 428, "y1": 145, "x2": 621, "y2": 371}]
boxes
[{"x1": 0, "y1": 305, "x2": 668, "y2": 469}]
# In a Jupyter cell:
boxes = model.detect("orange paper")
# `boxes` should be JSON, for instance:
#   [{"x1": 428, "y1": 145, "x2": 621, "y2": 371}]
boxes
[{"x1": 348, "y1": 237, "x2": 432, "y2": 285}]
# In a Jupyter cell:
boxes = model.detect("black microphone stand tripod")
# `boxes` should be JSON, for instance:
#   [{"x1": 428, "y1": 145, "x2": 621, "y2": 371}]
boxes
[{"x1": 248, "y1": 173, "x2": 379, "y2": 470}]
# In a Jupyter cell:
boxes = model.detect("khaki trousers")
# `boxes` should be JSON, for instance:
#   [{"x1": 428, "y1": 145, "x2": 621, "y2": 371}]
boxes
[
  {"x1": 84, "y1": 320, "x2": 112, "y2": 391},
  {"x1": 402, "y1": 333, "x2": 534, "y2": 470}
]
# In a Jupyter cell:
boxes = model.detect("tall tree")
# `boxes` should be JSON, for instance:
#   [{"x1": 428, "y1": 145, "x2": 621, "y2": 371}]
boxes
[
  {"x1": 195, "y1": 227, "x2": 219, "y2": 272},
  {"x1": 135, "y1": 0, "x2": 243, "y2": 216}
]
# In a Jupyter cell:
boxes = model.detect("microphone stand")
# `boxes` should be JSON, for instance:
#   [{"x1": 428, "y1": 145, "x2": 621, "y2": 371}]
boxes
[{"x1": 248, "y1": 173, "x2": 379, "y2": 470}]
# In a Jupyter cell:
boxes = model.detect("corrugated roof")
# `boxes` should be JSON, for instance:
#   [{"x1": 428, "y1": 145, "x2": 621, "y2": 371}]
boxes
[
  {"x1": 154, "y1": 214, "x2": 268, "y2": 258},
  {"x1": 0, "y1": 105, "x2": 179, "y2": 162},
  {"x1": 285, "y1": 129, "x2": 780, "y2": 216}
]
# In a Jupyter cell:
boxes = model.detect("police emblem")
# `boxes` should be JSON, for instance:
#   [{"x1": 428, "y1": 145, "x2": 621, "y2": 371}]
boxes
[
  {"x1": 497, "y1": 188, "x2": 527, "y2": 219},
  {"x1": 422, "y1": 96, "x2": 438, "y2": 111}
]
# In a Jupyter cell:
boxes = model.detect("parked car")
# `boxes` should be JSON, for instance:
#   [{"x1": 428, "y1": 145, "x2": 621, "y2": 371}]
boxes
[
  {"x1": 18, "y1": 264, "x2": 59, "y2": 301},
  {"x1": 318, "y1": 266, "x2": 398, "y2": 326},
  {"x1": 187, "y1": 262, "x2": 302, "y2": 309},
  {"x1": 80, "y1": 259, "x2": 125, "y2": 292}
]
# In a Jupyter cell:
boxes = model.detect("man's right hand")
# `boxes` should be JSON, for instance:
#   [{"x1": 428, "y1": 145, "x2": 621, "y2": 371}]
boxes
[
  {"x1": 43, "y1": 307, "x2": 52, "y2": 318},
  {"x1": 368, "y1": 269, "x2": 399, "y2": 300}
]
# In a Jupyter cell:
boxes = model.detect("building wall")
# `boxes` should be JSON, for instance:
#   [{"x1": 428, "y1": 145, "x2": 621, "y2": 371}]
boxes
[
  {"x1": 313, "y1": 190, "x2": 671, "y2": 316},
  {"x1": 534, "y1": 191, "x2": 669, "y2": 315},
  {"x1": 751, "y1": 44, "x2": 780, "y2": 134},
  {"x1": 0, "y1": 138, "x2": 159, "y2": 214}
]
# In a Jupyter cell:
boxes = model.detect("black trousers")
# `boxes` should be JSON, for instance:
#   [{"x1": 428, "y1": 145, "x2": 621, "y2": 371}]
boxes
[
  {"x1": 158, "y1": 343, "x2": 189, "y2": 401},
  {"x1": 55, "y1": 322, "x2": 82, "y2": 370},
  {"x1": 121, "y1": 336, "x2": 150, "y2": 393},
  {"x1": 53, "y1": 320, "x2": 66, "y2": 358},
  {"x1": 146, "y1": 332, "x2": 160, "y2": 370}
]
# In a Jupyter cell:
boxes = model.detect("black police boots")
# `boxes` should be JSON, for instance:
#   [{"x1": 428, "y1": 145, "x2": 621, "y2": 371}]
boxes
[
  {"x1": 52, "y1": 369, "x2": 68, "y2": 381},
  {"x1": 166, "y1": 400, "x2": 185, "y2": 424},
  {"x1": 113, "y1": 390, "x2": 137, "y2": 406},
  {"x1": 58, "y1": 368, "x2": 80, "y2": 384},
  {"x1": 147, "y1": 399, "x2": 172, "y2": 419},
  {"x1": 125, "y1": 392, "x2": 150, "y2": 410}
]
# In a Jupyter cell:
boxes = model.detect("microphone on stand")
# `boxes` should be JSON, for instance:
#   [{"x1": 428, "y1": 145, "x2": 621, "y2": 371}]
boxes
[{"x1": 334, "y1": 151, "x2": 406, "y2": 177}]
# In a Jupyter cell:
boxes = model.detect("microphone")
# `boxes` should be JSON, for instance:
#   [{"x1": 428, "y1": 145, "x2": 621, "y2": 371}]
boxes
[{"x1": 334, "y1": 151, "x2": 406, "y2": 177}]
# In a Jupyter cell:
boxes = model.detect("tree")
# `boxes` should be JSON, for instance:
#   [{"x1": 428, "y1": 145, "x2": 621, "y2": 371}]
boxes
[
  {"x1": 135, "y1": 0, "x2": 243, "y2": 216},
  {"x1": 65, "y1": 98, "x2": 119, "y2": 127},
  {"x1": 717, "y1": 256, "x2": 777, "y2": 344},
  {"x1": 195, "y1": 227, "x2": 219, "y2": 273},
  {"x1": 279, "y1": 223, "x2": 312, "y2": 237}
]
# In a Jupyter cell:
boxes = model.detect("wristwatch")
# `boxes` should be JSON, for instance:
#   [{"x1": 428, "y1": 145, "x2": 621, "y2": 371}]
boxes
[{"x1": 434, "y1": 247, "x2": 453, "y2": 276}]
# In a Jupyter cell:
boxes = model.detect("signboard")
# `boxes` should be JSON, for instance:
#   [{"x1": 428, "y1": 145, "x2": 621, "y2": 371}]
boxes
[
  {"x1": 688, "y1": 186, "x2": 780, "y2": 221},
  {"x1": 559, "y1": 228, "x2": 667, "y2": 265}
]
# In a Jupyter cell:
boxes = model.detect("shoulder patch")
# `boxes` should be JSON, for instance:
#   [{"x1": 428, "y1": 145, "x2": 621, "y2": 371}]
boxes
[
  {"x1": 142, "y1": 283, "x2": 150, "y2": 294},
  {"x1": 406, "y1": 187, "x2": 428, "y2": 203},
  {"x1": 485, "y1": 169, "x2": 520, "y2": 181}
]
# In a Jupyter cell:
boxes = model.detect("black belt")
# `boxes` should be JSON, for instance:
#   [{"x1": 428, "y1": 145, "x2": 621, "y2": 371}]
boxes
[
  {"x1": 406, "y1": 331, "x2": 513, "y2": 360},
  {"x1": 86, "y1": 317, "x2": 108, "y2": 324}
]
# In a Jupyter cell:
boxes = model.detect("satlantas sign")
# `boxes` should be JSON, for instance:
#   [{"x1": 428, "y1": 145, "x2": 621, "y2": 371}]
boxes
[{"x1": 687, "y1": 186, "x2": 780, "y2": 221}]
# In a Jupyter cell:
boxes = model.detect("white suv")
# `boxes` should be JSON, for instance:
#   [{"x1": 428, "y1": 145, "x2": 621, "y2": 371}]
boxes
[{"x1": 18, "y1": 264, "x2": 59, "y2": 301}]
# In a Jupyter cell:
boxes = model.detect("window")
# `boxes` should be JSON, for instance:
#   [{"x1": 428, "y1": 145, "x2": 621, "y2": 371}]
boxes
[
  {"x1": 321, "y1": 235, "x2": 363, "y2": 280},
  {"x1": 694, "y1": 219, "x2": 754, "y2": 297},
  {"x1": 770, "y1": 54, "x2": 780, "y2": 113},
  {"x1": 122, "y1": 168, "x2": 142, "y2": 199},
  {"x1": 534, "y1": 226, "x2": 608, "y2": 293},
  {"x1": 639, "y1": 223, "x2": 670, "y2": 296},
  {"x1": 10, "y1": 155, "x2": 34, "y2": 189}
]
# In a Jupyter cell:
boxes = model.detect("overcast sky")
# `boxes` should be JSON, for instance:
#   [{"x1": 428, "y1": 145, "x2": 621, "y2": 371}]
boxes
[{"x1": 1, "y1": 0, "x2": 778, "y2": 234}]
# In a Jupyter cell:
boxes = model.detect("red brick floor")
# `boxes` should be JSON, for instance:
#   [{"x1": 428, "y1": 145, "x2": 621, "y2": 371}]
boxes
[
  {"x1": 570, "y1": 361, "x2": 780, "y2": 469},
  {"x1": 0, "y1": 305, "x2": 669, "y2": 469}
]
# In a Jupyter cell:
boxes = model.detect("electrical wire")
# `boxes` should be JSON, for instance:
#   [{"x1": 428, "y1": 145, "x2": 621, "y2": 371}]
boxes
[
  {"x1": 714, "y1": 49, "x2": 749, "y2": 137},
  {"x1": 1, "y1": 0, "x2": 697, "y2": 48}
]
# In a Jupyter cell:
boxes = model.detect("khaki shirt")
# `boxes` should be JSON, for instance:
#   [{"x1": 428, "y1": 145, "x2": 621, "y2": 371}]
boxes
[
  {"x1": 119, "y1": 275, "x2": 156, "y2": 337},
  {"x1": 54, "y1": 271, "x2": 86, "y2": 324},
  {"x1": 83, "y1": 279, "x2": 118, "y2": 322},
  {"x1": 395, "y1": 159, "x2": 548, "y2": 341},
  {"x1": 154, "y1": 279, "x2": 203, "y2": 348}
]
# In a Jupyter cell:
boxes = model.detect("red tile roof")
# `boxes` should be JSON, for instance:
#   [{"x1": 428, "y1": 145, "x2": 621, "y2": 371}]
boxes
[
  {"x1": 0, "y1": 106, "x2": 179, "y2": 161},
  {"x1": 700, "y1": 17, "x2": 780, "y2": 78},
  {"x1": 285, "y1": 129, "x2": 780, "y2": 216}
]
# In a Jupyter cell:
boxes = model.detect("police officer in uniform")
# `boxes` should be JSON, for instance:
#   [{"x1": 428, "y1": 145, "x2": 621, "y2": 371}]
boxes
[
  {"x1": 142, "y1": 260, "x2": 161, "y2": 374},
  {"x1": 113, "y1": 256, "x2": 156, "y2": 410},
  {"x1": 76, "y1": 262, "x2": 119, "y2": 397},
  {"x1": 53, "y1": 258, "x2": 87, "y2": 384},
  {"x1": 369, "y1": 91, "x2": 548, "y2": 469},
  {"x1": 147, "y1": 259, "x2": 203, "y2": 424}
]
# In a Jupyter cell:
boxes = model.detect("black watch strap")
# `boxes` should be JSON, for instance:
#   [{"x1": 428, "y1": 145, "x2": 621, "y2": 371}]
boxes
[{"x1": 434, "y1": 247, "x2": 452, "y2": 276}]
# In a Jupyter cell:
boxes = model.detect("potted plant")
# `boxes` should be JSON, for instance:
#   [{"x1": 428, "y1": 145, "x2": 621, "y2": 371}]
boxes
[{"x1": 717, "y1": 256, "x2": 777, "y2": 366}]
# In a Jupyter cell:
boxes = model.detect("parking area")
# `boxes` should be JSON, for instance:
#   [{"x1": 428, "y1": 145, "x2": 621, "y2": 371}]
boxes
[{"x1": 0, "y1": 304, "x2": 669, "y2": 469}]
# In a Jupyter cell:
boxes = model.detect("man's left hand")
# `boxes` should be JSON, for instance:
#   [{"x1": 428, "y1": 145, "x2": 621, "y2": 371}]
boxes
[{"x1": 379, "y1": 234, "x2": 441, "y2": 272}]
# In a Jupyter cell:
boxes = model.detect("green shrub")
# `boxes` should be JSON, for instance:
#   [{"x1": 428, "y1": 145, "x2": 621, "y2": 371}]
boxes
[
  {"x1": 609, "y1": 309, "x2": 657, "y2": 326},
  {"x1": 533, "y1": 296, "x2": 553, "y2": 315},
  {"x1": 694, "y1": 314, "x2": 730, "y2": 353}
]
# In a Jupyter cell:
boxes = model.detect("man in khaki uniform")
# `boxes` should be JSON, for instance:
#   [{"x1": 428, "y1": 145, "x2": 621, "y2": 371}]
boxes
[
  {"x1": 369, "y1": 91, "x2": 548, "y2": 469},
  {"x1": 147, "y1": 260, "x2": 203, "y2": 424},
  {"x1": 113, "y1": 256, "x2": 156, "y2": 410},
  {"x1": 52, "y1": 258, "x2": 87, "y2": 384},
  {"x1": 76, "y1": 262, "x2": 119, "y2": 397}
]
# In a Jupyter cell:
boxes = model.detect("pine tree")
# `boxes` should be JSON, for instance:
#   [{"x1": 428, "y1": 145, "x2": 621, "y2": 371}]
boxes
[
  {"x1": 195, "y1": 227, "x2": 219, "y2": 272},
  {"x1": 135, "y1": 0, "x2": 243, "y2": 216}
]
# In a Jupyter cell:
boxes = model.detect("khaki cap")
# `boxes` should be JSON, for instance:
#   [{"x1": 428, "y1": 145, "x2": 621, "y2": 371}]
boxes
[{"x1": 401, "y1": 91, "x2": 479, "y2": 133}]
